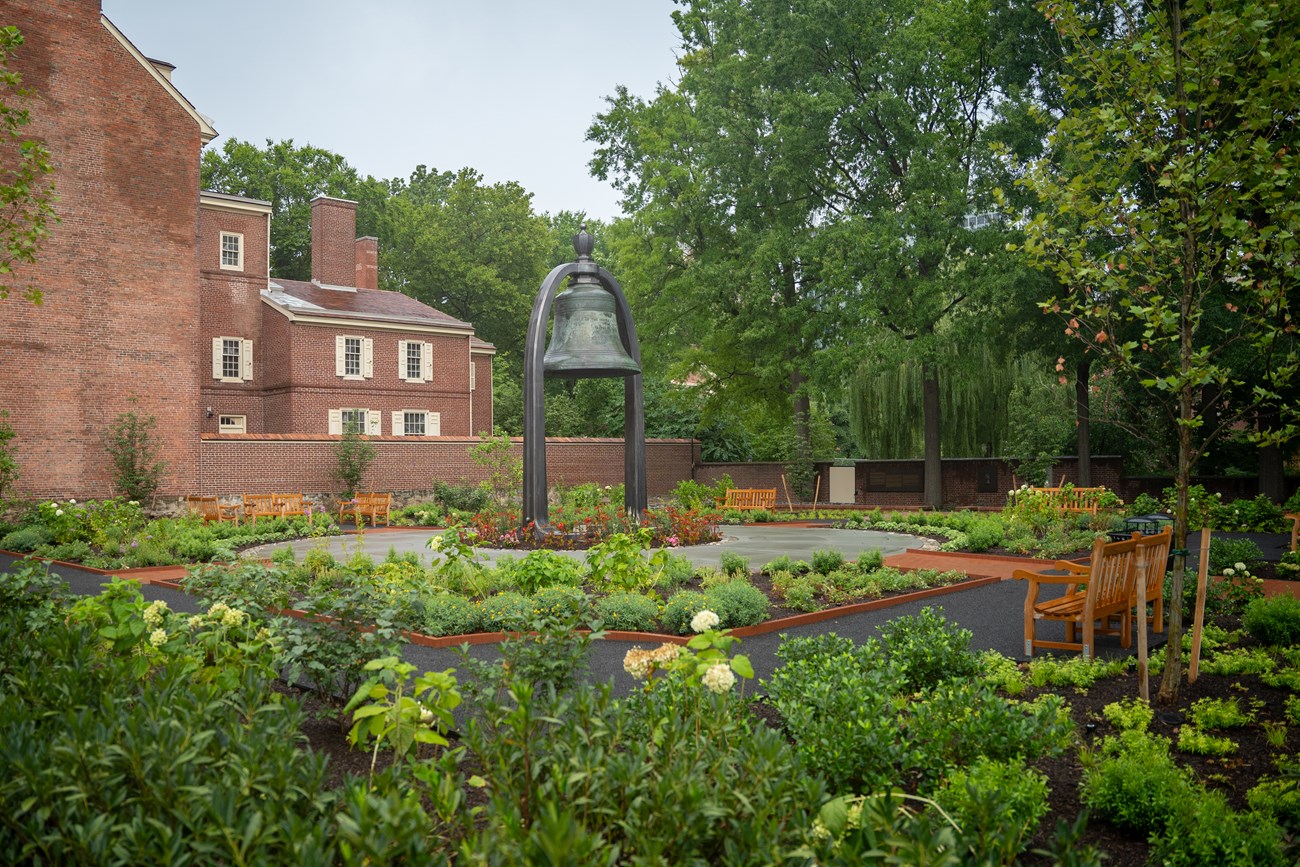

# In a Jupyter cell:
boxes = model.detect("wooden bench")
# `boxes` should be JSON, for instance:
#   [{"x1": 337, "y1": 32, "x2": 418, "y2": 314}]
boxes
[
  {"x1": 186, "y1": 495, "x2": 240, "y2": 524},
  {"x1": 338, "y1": 492, "x2": 392, "y2": 527},
  {"x1": 722, "y1": 488, "x2": 777, "y2": 511},
  {"x1": 1014, "y1": 533, "x2": 1140, "y2": 659},
  {"x1": 243, "y1": 492, "x2": 313, "y2": 524},
  {"x1": 1289, "y1": 513, "x2": 1299, "y2": 553},
  {"x1": 1017, "y1": 486, "x2": 1111, "y2": 515}
]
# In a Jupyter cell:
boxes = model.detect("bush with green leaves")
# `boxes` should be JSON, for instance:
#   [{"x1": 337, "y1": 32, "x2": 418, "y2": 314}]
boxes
[
  {"x1": 931, "y1": 757, "x2": 1050, "y2": 866},
  {"x1": 432, "y1": 479, "x2": 493, "y2": 514},
  {"x1": 811, "y1": 547, "x2": 845, "y2": 575},
  {"x1": 661, "y1": 589, "x2": 708, "y2": 635},
  {"x1": 1081, "y1": 730, "x2": 1192, "y2": 834},
  {"x1": 1102, "y1": 698, "x2": 1154, "y2": 732},
  {"x1": 1208, "y1": 536, "x2": 1265, "y2": 575},
  {"x1": 772, "y1": 570, "x2": 822, "y2": 612},
  {"x1": 529, "y1": 585, "x2": 587, "y2": 620},
  {"x1": 1217, "y1": 494, "x2": 1286, "y2": 533},
  {"x1": 879, "y1": 606, "x2": 981, "y2": 690},
  {"x1": 855, "y1": 548, "x2": 884, "y2": 570},
  {"x1": 474, "y1": 591, "x2": 534, "y2": 632},
  {"x1": 719, "y1": 550, "x2": 750, "y2": 577},
  {"x1": 672, "y1": 474, "x2": 732, "y2": 510},
  {"x1": 418, "y1": 591, "x2": 479, "y2": 637},
  {"x1": 457, "y1": 611, "x2": 821, "y2": 864},
  {"x1": 1247, "y1": 778, "x2": 1300, "y2": 833},
  {"x1": 495, "y1": 548, "x2": 585, "y2": 595},
  {"x1": 594, "y1": 591, "x2": 660, "y2": 631},
  {"x1": 1244, "y1": 594, "x2": 1300, "y2": 646},
  {"x1": 703, "y1": 579, "x2": 769, "y2": 628},
  {"x1": 652, "y1": 551, "x2": 694, "y2": 591},
  {"x1": 793, "y1": 792, "x2": 963, "y2": 866},
  {"x1": 1149, "y1": 787, "x2": 1286, "y2": 867},
  {"x1": 103, "y1": 405, "x2": 168, "y2": 502},
  {"x1": 1176, "y1": 726, "x2": 1237, "y2": 756}
]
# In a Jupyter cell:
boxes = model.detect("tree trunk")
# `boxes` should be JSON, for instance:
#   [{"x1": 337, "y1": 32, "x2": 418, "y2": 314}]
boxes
[
  {"x1": 1258, "y1": 406, "x2": 1284, "y2": 502},
  {"x1": 792, "y1": 369, "x2": 811, "y2": 461},
  {"x1": 1075, "y1": 357, "x2": 1092, "y2": 487},
  {"x1": 922, "y1": 360, "x2": 942, "y2": 509}
]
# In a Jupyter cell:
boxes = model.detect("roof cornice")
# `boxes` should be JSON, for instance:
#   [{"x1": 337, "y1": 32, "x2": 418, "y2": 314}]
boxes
[{"x1": 260, "y1": 294, "x2": 476, "y2": 336}]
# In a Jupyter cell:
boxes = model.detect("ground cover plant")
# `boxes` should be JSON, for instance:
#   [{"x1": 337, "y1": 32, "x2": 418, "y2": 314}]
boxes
[
  {"x1": 0, "y1": 497, "x2": 336, "y2": 569},
  {"x1": 6, "y1": 558, "x2": 1297, "y2": 865}
]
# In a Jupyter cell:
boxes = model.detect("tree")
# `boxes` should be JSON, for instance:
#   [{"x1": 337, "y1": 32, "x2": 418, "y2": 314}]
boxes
[
  {"x1": 378, "y1": 167, "x2": 550, "y2": 356},
  {"x1": 0, "y1": 26, "x2": 56, "y2": 303},
  {"x1": 201, "y1": 138, "x2": 387, "y2": 281},
  {"x1": 591, "y1": 0, "x2": 1056, "y2": 505},
  {"x1": 1013, "y1": 0, "x2": 1300, "y2": 701},
  {"x1": 104, "y1": 404, "x2": 168, "y2": 503}
]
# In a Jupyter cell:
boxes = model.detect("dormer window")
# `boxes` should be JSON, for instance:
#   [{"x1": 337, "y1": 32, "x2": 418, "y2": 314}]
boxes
[{"x1": 220, "y1": 232, "x2": 243, "y2": 270}]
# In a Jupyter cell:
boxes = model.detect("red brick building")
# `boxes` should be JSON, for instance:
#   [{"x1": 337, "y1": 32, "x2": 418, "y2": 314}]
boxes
[{"x1": 2, "y1": 1, "x2": 492, "y2": 499}]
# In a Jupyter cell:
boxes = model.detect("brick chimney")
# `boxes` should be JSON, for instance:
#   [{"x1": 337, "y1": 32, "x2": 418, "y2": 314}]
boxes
[
  {"x1": 310, "y1": 196, "x2": 358, "y2": 287},
  {"x1": 355, "y1": 237, "x2": 378, "y2": 290}
]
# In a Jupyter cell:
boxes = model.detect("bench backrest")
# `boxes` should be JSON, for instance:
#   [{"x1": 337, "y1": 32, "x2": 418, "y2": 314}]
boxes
[
  {"x1": 723, "y1": 488, "x2": 776, "y2": 510},
  {"x1": 1133, "y1": 526, "x2": 1173, "y2": 598},
  {"x1": 187, "y1": 495, "x2": 220, "y2": 520},
  {"x1": 244, "y1": 493, "x2": 276, "y2": 514},
  {"x1": 1085, "y1": 534, "x2": 1140, "y2": 611},
  {"x1": 1022, "y1": 486, "x2": 1108, "y2": 514}
]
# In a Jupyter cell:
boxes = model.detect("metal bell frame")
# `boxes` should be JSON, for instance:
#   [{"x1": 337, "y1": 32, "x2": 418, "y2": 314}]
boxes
[{"x1": 522, "y1": 229, "x2": 647, "y2": 532}]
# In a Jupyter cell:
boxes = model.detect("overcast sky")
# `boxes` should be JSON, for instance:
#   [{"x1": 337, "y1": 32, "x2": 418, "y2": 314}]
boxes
[{"x1": 101, "y1": 1, "x2": 683, "y2": 222}]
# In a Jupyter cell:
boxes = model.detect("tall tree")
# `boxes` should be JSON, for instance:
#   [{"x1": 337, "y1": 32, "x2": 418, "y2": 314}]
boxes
[
  {"x1": 0, "y1": 26, "x2": 56, "y2": 303},
  {"x1": 201, "y1": 138, "x2": 387, "y2": 281},
  {"x1": 1014, "y1": 0, "x2": 1300, "y2": 701},
  {"x1": 592, "y1": 0, "x2": 1056, "y2": 506},
  {"x1": 379, "y1": 167, "x2": 550, "y2": 357}
]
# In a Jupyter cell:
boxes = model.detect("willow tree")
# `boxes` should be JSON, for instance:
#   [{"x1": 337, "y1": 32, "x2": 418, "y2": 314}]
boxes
[{"x1": 1014, "y1": 0, "x2": 1300, "y2": 701}]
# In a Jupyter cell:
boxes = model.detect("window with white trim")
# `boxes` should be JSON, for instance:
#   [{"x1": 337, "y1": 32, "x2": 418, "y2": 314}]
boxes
[
  {"x1": 211, "y1": 336, "x2": 253, "y2": 382},
  {"x1": 391, "y1": 410, "x2": 440, "y2": 437},
  {"x1": 217, "y1": 415, "x2": 246, "y2": 434},
  {"x1": 329, "y1": 408, "x2": 381, "y2": 435},
  {"x1": 335, "y1": 335, "x2": 373, "y2": 380},
  {"x1": 219, "y1": 232, "x2": 243, "y2": 270},
  {"x1": 398, "y1": 340, "x2": 432, "y2": 382}
]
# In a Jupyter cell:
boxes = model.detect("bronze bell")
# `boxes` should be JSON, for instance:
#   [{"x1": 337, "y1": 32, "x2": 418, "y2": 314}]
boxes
[{"x1": 543, "y1": 273, "x2": 641, "y2": 378}]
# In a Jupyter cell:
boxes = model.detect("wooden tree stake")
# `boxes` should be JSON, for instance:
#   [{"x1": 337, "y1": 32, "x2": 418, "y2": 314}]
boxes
[
  {"x1": 1188, "y1": 528, "x2": 1211, "y2": 683},
  {"x1": 1136, "y1": 546, "x2": 1149, "y2": 702}
]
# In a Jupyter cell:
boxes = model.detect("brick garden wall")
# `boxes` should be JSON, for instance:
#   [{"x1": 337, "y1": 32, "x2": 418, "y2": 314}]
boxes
[{"x1": 196, "y1": 435, "x2": 697, "y2": 502}]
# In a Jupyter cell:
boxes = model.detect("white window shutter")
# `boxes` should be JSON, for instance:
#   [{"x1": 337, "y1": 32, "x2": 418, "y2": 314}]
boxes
[
  {"x1": 391, "y1": 411, "x2": 404, "y2": 436},
  {"x1": 328, "y1": 409, "x2": 343, "y2": 435},
  {"x1": 335, "y1": 336, "x2": 346, "y2": 377},
  {"x1": 429, "y1": 411, "x2": 441, "y2": 436},
  {"x1": 469, "y1": 359, "x2": 476, "y2": 391},
  {"x1": 242, "y1": 339, "x2": 253, "y2": 380},
  {"x1": 211, "y1": 337, "x2": 223, "y2": 380},
  {"x1": 397, "y1": 341, "x2": 408, "y2": 382},
  {"x1": 363, "y1": 338, "x2": 374, "y2": 378},
  {"x1": 422, "y1": 342, "x2": 433, "y2": 382},
  {"x1": 367, "y1": 409, "x2": 382, "y2": 435}
]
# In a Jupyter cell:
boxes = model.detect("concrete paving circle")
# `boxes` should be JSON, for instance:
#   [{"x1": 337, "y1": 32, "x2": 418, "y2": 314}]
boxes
[{"x1": 246, "y1": 523, "x2": 926, "y2": 569}]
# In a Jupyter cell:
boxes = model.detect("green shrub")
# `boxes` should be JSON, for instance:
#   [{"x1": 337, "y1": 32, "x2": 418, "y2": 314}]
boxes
[
  {"x1": 660, "y1": 590, "x2": 708, "y2": 635},
  {"x1": 854, "y1": 549, "x2": 884, "y2": 571},
  {"x1": 530, "y1": 585, "x2": 587, "y2": 621},
  {"x1": 932, "y1": 757, "x2": 1049, "y2": 866},
  {"x1": 1176, "y1": 726, "x2": 1237, "y2": 756},
  {"x1": 432, "y1": 479, "x2": 492, "y2": 513},
  {"x1": 41, "y1": 539, "x2": 94, "y2": 562},
  {"x1": 1218, "y1": 494, "x2": 1286, "y2": 533},
  {"x1": 594, "y1": 592, "x2": 660, "y2": 631},
  {"x1": 1081, "y1": 732, "x2": 1192, "y2": 834},
  {"x1": 419, "y1": 592, "x2": 478, "y2": 637},
  {"x1": 811, "y1": 548, "x2": 845, "y2": 575},
  {"x1": 1149, "y1": 788, "x2": 1287, "y2": 867},
  {"x1": 773, "y1": 570, "x2": 822, "y2": 612},
  {"x1": 498, "y1": 549, "x2": 585, "y2": 595},
  {"x1": 719, "y1": 551, "x2": 750, "y2": 577},
  {"x1": 1247, "y1": 779, "x2": 1300, "y2": 832},
  {"x1": 879, "y1": 606, "x2": 980, "y2": 690},
  {"x1": 1188, "y1": 696, "x2": 1254, "y2": 729},
  {"x1": 476, "y1": 592, "x2": 534, "y2": 632},
  {"x1": 1208, "y1": 536, "x2": 1265, "y2": 575},
  {"x1": 964, "y1": 519, "x2": 1005, "y2": 553},
  {"x1": 1102, "y1": 698, "x2": 1154, "y2": 732},
  {"x1": 653, "y1": 552, "x2": 695, "y2": 591},
  {"x1": 0, "y1": 524, "x2": 53, "y2": 551},
  {"x1": 763, "y1": 554, "x2": 794, "y2": 574},
  {"x1": 1244, "y1": 595, "x2": 1300, "y2": 646},
  {"x1": 703, "y1": 580, "x2": 769, "y2": 628},
  {"x1": 672, "y1": 474, "x2": 731, "y2": 510},
  {"x1": 103, "y1": 405, "x2": 168, "y2": 502}
]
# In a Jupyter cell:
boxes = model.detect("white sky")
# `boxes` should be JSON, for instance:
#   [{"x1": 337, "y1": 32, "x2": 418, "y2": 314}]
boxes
[{"x1": 101, "y1": 0, "x2": 682, "y2": 222}]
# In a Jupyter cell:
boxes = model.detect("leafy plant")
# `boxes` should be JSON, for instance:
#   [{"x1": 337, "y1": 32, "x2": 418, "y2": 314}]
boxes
[
  {"x1": 1176, "y1": 726, "x2": 1237, "y2": 756},
  {"x1": 103, "y1": 404, "x2": 167, "y2": 502},
  {"x1": 1081, "y1": 732, "x2": 1193, "y2": 834},
  {"x1": 0, "y1": 408, "x2": 18, "y2": 499},
  {"x1": 1244, "y1": 595, "x2": 1300, "y2": 646},
  {"x1": 811, "y1": 547, "x2": 845, "y2": 575},
  {"x1": 1188, "y1": 697, "x2": 1254, "y2": 730},
  {"x1": 879, "y1": 606, "x2": 981, "y2": 690},
  {"x1": 932, "y1": 757, "x2": 1049, "y2": 866},
  {"x1": 594, "y1": 591, "x2": 659, "y2": 631},
  {"x1": 703, "y1": 579, "x2": 768, "y2": 628},
  {"x1": 332, "y1": 428, "x2": 376, "y2": 497},
  {"x1": 344, "y1": 656, "x2": 460, "y2": 781},
  {"x1": 660, "y1": 590, "x2": 708, "y2": 635}
]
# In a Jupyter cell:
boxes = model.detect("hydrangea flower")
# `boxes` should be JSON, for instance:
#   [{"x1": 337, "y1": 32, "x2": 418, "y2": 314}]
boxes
[
  {"x1": 691, "y1": 609, "x2": 720, "y2": 634},
  {"x1": 143, "y1": 600, "x2": 169, "y2": 628},
  {"x1": 701, "y1": 663, "x2": 736, "y2": 694},
  {"x1": 622, "y1": 643, "x2": 681, "y2": 679},
  {"x1": 149, "y1": 628, "x2": 167, "y2": 648}
]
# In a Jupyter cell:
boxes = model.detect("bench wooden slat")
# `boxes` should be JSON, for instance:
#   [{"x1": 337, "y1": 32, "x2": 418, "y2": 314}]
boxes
[{"x1": 722, "y1": 488, "x2": 776, "y2": 511}]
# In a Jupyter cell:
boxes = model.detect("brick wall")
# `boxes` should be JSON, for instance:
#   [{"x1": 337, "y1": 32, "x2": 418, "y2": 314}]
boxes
[
  {"x1": 310, "y1": 197, "x2": 357, "y2": 286},
  {"x1": 2, "y1": 1, "x2": 205, "y2": 498},
  {"x1": 470, "y1": 352, "x2": 494, "y2": 435},
  {"x1": 196, "y1": 435, "x2": 696, "y2": 500}
]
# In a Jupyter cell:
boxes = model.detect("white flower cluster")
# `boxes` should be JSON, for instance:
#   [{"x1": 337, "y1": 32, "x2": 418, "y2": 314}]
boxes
[
  {"x1": 149, "y1": 628, "x2": 167, "y2": 648},
  {"x1": 701, "y1": 663, "x2": 736, "y2": 694},
  {"x1": 143, "y1": 599, "x2": 169, "y2": 628},
  {"x1": 691, "y1": 609, "x2": 720, "y2": 634},
  {"x1": 622, "y1": 643, "x2": 682, "y2": 679},
  {"x1": 207, "y1": 602, "x2": 247, "y2": 628}
]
